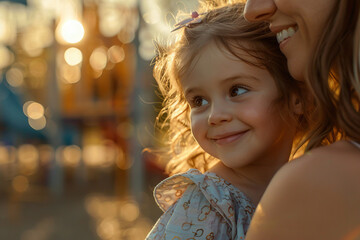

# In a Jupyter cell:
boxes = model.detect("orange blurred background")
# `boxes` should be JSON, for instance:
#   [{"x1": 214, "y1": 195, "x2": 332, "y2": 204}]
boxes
[{"x1": 0, "y1": 0, "x2": 198, "y2": 239}]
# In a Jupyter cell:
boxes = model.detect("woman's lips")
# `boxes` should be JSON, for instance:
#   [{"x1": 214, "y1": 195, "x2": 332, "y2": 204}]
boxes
[{"x1": 276, "y1": 26, "x2": 297, "y2": 44}]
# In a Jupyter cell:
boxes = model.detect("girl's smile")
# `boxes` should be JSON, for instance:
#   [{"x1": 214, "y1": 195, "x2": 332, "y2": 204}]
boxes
[{"x1": 209, "y1": 130, "x2": 249, "y2": 146}]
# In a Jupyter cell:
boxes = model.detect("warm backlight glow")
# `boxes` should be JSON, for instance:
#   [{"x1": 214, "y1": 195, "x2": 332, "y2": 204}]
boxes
[
  {"x1": 83, "y1": 145, "x2": 104, "y2": 167},
  {"x1": 0, "y1": 45, "x2": 14, "y2": 69},
  {"x1": 18, "y1": 144, "x2": 39, "y2": 175},
  {"x1": 97, "y1": 218, "x2": 119, "y2": 239},
  {"x1": 59, "y1": 20, "x2": 84, "y2": 44},
  {"x1": 61, "y1": 64, "x2": 81, "y2": 84},
  {"x1": 6, "y1": 67, "x2": 24, "y2": 87},
  {"x1": 108, "y1": 45, "x2": 125, "y2": 63},
  {"x1": 27, "y1": 102, "x2": 45, "y2": 120},
  {"x1": 119, "y1": 201, "x2": 140, "y2": 222},
  {"x1": 62, "y1": 145, "x2": 81, "y2": 167},
  {"x1": 64, "y1": 47, "x2": 83, "y2": 66},
  {"x1": 29, "y1": 59, "x2": 47, "y2": 78},
  {"x1": 12, "y1": 175, "x2": 29, "y2": 192},
  {"x1": 28, "y1": 116, "x2": 46, "y2": 130},
  {"x1": 89, "y1": 47, "x2": 108, "y2": 71}
]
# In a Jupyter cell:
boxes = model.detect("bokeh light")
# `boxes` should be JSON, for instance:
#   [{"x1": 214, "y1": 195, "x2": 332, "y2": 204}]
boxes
[
  {"x1": 115, "y1": 147, "x2": 131, "y2": 170},
  {"x1": 0, "y1": 146, "x2": 8, "y2": 165},
  {"x1": 118, "y1": 200, "x2": 140, "y2": 222},
  {"x1": 142, "y1": 4, "x2": 161, "y2": 25},
  {"x1": 0, "y1": 19, "x2": 9, "y2": 43},
  {"x1": 38, "y1": 144, "x2": 54, "y2": 165},
  {"x1": 57, "y1": 19, "x2": 85, "y2": 44},
  {"x1": 18, "y1": 144, "x2": 39, "y2": 176},
  {"x1": 26, "y1": 102, "x2": 45, "y2": 120},
  {"x1": 28, "y1": 116, "x2": 47, "y2": 130},
  {"x1": 6, "y1": 67, "x2": 24, "y2": 87},
  {"x1": 23, "y1": 101, "x2": 34, "y2": 117},
  {"x1": 83, "y1": 145, "x2": 104, "y2": 167},
  {"x1": 20, "y1": 24, "x2": 54, "y2": 57},
  {"x1": 138, "y1": 27, "x2": 155, "y2": 60},
  {"x1": 62, "y1": 145, "x2": 81, "y2": 167},
  {"x1": 0, "y1": 45, "x2": 15, "y2": 69},
  {"x1": 89, "y1": 47, "x2": 108, "y2": 71},
  {"x1": 61, "y1": 64, "x2": 81, "y2": 84},
  {"x1": 97, "y1": 218, "x2": 120, "y2": 239},
  {"x1": 0, "y1": 10, "x2": 16, "y2": 45},
  {"x1": 98, "y1": 6, "x2": 123, "y2": 37},
  {"x1": 108, "y1": 45, "x2": 125, "y2": 63},
  {"x1": 12, "y1": 175, "x2": 29, "y2": 193},
  {"x1": 117, "y1": 30, "x2": 135, "y2": 44},
  {"x1": 64, "y1": 47, "x2": 83, "y2": 66},
  {"x1": 85, "y1": 195, "x2": 104, "y2": 219}
]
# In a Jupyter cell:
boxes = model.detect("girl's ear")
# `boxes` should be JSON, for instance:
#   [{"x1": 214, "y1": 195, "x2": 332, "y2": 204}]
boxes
[{"x1": 291, "y1": 94, "x2": 303, "y2": 115}]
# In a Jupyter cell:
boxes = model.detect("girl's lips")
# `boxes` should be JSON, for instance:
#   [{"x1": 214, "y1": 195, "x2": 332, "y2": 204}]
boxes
[{"x1": 212, "y1": 131, "x2": 248, "y2": 145}]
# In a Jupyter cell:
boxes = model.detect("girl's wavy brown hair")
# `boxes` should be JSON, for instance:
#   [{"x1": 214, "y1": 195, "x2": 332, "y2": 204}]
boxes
[
  {"x1": 303, "y1": 0, "x2": 360, "y2": 150},
  {"x1": 153, "y1": 2, "x2": 310, "y2": 175}
]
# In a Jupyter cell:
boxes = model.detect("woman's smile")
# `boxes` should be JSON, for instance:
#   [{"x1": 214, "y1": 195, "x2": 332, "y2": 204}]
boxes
[{"x1": 244, "y1": 0, "x2": 336, "y2": 81}]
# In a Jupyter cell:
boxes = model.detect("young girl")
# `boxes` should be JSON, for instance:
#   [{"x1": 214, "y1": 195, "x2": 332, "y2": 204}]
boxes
[{"x1": 146, "y1": 3, "x2": 309, "y2": 239}]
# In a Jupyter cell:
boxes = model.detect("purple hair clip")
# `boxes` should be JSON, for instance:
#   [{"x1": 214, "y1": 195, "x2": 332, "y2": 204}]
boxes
[{"x1": 171, "y1": 11, "x2": 206, "y2": 32}]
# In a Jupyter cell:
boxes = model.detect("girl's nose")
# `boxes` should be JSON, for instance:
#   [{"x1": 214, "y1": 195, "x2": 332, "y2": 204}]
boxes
[
  {"x1": 244, "y1": 0, "x2": 277, "y2": 22},
  {"x1": 208, "y1": 105, "x2": 233, "y2": 125}
]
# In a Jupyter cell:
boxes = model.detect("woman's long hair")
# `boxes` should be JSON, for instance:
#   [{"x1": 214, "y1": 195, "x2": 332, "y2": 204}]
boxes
[{"x1": 304, "y1": 0, "x2": 360, "y2": 150}]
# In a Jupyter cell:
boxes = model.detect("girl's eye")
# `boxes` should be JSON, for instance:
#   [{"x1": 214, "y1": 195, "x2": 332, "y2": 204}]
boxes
[
  {"x1": 230, "y1": 85, "x2": 248, "y2": 97},
  {"x1": 191, "y1": 96, "x2": 208, "y2": 107}
]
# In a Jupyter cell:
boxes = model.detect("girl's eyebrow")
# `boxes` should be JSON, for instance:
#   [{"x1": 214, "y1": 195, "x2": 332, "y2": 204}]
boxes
[
  {"x1": 222, "y1": 74, "x2": 260, "y2": 83},
  {"x1": 183, "y1": 74, "x2": 260, "y2": 96},
  {"x1": 183, "y1": 87, "x2": 201, "y2": 97}
]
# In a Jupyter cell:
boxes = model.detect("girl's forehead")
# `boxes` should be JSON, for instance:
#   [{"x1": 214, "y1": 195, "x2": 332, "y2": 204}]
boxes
[
  {"x1": 180, "y1": 40, "x2": 262, "y2": 76},
  {"x1": 180, "y1": 41, "x2": 275, "y2": 90}
]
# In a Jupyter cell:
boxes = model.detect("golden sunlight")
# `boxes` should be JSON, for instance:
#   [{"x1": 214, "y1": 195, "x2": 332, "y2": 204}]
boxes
[
  {"x1": 26, "y1": 102, "x2": 45, "y2": 120},
  {"x1": 57, "y1": 19, "x2": 85, "y2": 44},
  {"x1": 28, "y1": 116, "x2": 47, "y2": 130},
  {"x1": 64, "y1": 47, "x2": 83, "y2": 66}
]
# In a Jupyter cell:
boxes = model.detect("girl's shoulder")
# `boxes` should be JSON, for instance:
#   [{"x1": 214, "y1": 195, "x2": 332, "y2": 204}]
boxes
[
  {"x1": 154, "y1": 169, "x2": 255, "y2": 213},
  {"x1": 246, "y1": 140, "x2": 360, "y2": 240},
  {"x1": 148, "y1": 169, "x2": 255, "y2": 239}
]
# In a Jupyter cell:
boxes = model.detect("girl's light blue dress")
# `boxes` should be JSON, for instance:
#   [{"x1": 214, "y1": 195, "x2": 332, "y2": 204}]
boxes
[{"x1": 146, "y1": 169, "x2": 256, "y2": 240}]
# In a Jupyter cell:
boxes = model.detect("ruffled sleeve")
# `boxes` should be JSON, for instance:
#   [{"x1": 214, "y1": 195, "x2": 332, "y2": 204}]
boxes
[{"x1": 145, "y1": 169, "x2": 255, "y2": 240}]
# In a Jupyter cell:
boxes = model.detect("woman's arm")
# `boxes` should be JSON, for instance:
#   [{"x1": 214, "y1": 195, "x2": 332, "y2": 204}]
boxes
[{"x1": 245, "y1": 142, "x2": 360, "y2": 240}]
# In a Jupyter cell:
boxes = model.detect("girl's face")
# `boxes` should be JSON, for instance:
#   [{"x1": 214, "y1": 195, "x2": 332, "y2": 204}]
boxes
[
  {"x1": 181, "y1": 41, "x2": 297, "y2": 171},
  {"x1": 244, "y1": 0, "x2": 337, "y2": 81}
]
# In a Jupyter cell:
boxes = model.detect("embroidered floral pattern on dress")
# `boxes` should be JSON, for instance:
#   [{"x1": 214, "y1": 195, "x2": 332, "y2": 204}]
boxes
[{"x1": 146, "y1": 169, "x2": 256, "y2": 240}]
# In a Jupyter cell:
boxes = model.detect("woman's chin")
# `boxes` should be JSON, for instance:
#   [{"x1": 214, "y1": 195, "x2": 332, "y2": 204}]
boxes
[{"x1": 288, "y1": 62, "x2": 306, "y2": 82}]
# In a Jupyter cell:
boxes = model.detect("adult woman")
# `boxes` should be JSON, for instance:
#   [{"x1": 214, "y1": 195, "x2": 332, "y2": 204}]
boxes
[{"x1": 243, "y1": 0, "x2": 360, "y2": 239}]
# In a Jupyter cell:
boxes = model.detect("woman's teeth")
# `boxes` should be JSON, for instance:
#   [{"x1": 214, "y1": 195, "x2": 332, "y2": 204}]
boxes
[{"x1": 276, "y1": 27, "x2": 296, "y2": 44}]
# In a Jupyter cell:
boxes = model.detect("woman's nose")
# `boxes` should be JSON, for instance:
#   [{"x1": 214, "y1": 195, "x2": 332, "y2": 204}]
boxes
[{"x1": 244, "y1": 0, "x2": 277, "y2": 22}]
